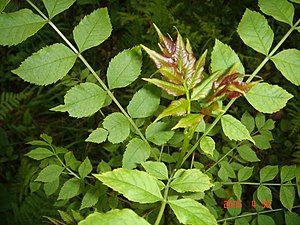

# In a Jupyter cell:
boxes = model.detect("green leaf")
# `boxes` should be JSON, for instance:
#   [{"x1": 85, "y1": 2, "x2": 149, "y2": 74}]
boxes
[
  {"x1": 78, "y1": 209, "x2": 151, "y2": 225},
  {"x1": 210, "y1": 39, "x2": 245, "y2": 74},
  {"x1": 0, "y1": 9, "x2": 46, "y2": 46},
  {"x1": 51, "y1": 82, "x2": 106, "y2": 118},
  {"x1": 237, "y1": 9, "x2": 274, "y2": 55},
  {"x1": 173, "y1": 114, "x2": 204, "y2": 130},
  {"x1": 253, "y1": 135, "x2": 271, "y2": 150},
  {"x1": 191, "y1": 71, "x2": 222, "y2": 100},
  {"x1": 280, "y1": 185, "x2": 295, "y2": 211},
  {"x1": 103, "y1": 112, "x2": 130, "y2": 144},
  {"x1": 25, "y1": 147, "x2": 54, "y2": 160},
  {"x1": 107, "y1": 47, "x2": 142, "y2": 89},
  {"x1": 257, "y1": 185, "x2": 272, "y2": 206},
  {"x1": 233, "y1": 183, "x2": 242, "y2": 199},
  {"x1": 255, "y1": 113, "x2": 265, "y2": 130},
  {"x1": 143, "y1": 78, "x2": 186, "y2": 97},
  {"x1": 271, "y1": 49, "x2": 300, "y2": 85},
  {"x1": 78, "y1": 157, "x2": 92, "y2": 179},
  {"x1": 260, "y1": 165, "x2": 278, "y2": 182},
  {"x1": 58, "y1": 210, "x2": 75, "y2": 224},
  {"x1": 168, "y1": 199, "x2": 217, "y2": 225},
  {"x1": 141, "y1": 161, "x2": 168, "y2": 180},
  {"x1": 0, "y1": 0, "x2": 10, "y2": 13},
  {"x1": 58, "y1": 178, "x2": 82, "y2": 200},
  {"x1": 145, "y1": 122, "x2": 174, "y2": 145},
  {"x1": 42, "y1": 0, "x2": 76, "y2": 19},
  {"x1": 73, "y1": 8, "x2": 112, "y2": 52},
  {"x1": 154, "y1": 98, "x2": 189, "y2": 123},
  {"x1": 170, "y1": 169, "x2": 213, "y2": 193},
  {"x1": 238, "y1": 167, "x2": 253, "y2": 181},
  {"x1": 44, "y1": 178, "x2": 60, "y2": 197},
  {"x1": 258, "y1": 0, "x2": 294, "y2": 25},
  {"x1": 12, "y1": 43, "x2": 76, "y2": 85},
  {"x1": 122, "y1": 138, "x2": 151, "y2": 169},
  {"x1": 127, "y1": 85, "x2": 160, "y2": 119},
  {"x1": 237, "y1": 145, "x2": 260, "y2": 162},
  {"x1": 219, "y1": 161, "x2": 236, "y2": 178},
  {"x1": 285, "y1": 211, "x2": 300, "y2": 225},
  {"x1": 241, "y1": 111, "x2": 255, "y2": 133},
  {"x1": 94, "y1": 168, "x2": 163, "y2": 203},
  {"x1": 35, "y1": 165, "x2": 64, "y2": 182},
  {"x1": 281, "y1": 165, "x2": 296, "y2": 183},
  {"x1": 245, "y1": 83, "x2": 293, "y2": 113},
  {"x1": 200, "y1": 136, "x2": 215, "y2": 157},
  {"x1": 221, "y1": 114, "x2": 254, "y2": 143},
  {"x1": 85, "y1": 128, "x2": 108, "y2": 144},
  {"x1": 80, "y1": 188, "x2": 101, "y2": 210},
  {"x1": 258, "y1": 215, "x2": 275, "y2": 225}
]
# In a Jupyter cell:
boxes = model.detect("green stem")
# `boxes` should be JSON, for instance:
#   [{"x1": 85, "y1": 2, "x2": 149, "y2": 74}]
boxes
[
  {"x1": 26, "y1": 0, "x2": 158, "y2": 160},
  {"x1": 154, "y1": 171, "x2": 175, "y2": 225},
  {"x1": 221, "y1": 182, "x2": 298, "y2": 186},
  {"x1": 217, "y1": 205, "x2": 300, "y2": 223},
  {"x1": 179, "y1": 18, "x2": 300, "y2": 168}
]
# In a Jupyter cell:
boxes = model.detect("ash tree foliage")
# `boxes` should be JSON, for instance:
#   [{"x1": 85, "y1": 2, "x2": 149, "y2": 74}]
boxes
[{"x1": 0, "y1": 0, "x2": 300, "y2": 224}]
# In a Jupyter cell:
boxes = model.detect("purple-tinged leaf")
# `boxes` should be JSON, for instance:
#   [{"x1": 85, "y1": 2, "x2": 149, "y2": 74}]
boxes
[
  {"x1": 143, "y1": 78, "x2": 186, "y2": 96},
  {"x1": 172, "y1": 114, "x2": 204, "y2": 130},
  {"x1": 153, "y1": 24, "x2": 176, "y2": 58},
  {"x1": 154, "y1": 98, "x2": 189, "y2": 123},
  {"x1": 141, "y1": 45, "x2": 175, "y2": 68},
  {"x1": 156, "y1": 66, "x2": 183, "y2": 84},
  {"x1": 174, "y1": 32, "x2": 188, "y2": 71},
  {"x1": 187, "y1": 50, "x2": 207, "y2": 89}
]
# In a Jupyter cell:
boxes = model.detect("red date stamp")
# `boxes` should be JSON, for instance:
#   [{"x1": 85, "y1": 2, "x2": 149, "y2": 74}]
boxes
[{"x1": 223, "y1": 200, "x2": 271, "y2": 209}]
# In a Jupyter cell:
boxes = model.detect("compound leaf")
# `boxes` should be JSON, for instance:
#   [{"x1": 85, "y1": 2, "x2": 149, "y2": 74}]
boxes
[
  {"x1": 237, "y1": 9, "x2": 274, "y2": 55},
  {"x1": 211, "y1": 39, "x2": 244, "y2": 74},
  {"x1": 221, "y1": 114, "x2": 254, "y2": 143},
  {"x1": 43, "y1": 0, "x2": 76, "y2": 19},
  {"x1": 94, "y1": 168, "x2": 163, "y2": 203},
  {"x1": 107, "y1": 47, "x2": 142, "y2": 89},
  {"x1": 12, "y1": 43, "x2": 76, "y2": 85},
  {"x1": 103, "y1": 112, "x2": 130, "y2": 144},
  {"x1": 122, "y1": 138, "x2": 151, "y2": 169},
  {"x1": 271, "y1": 49, "x2": 300, "y2": 85},
  {"x1": 78, "y1": 209, "x2": 151, "y2": 225},
  {"x1": 258, "y1": 0, "x2": 294, "y2": 25},
  {"x1": 51, "y1": 82, "x2": 106, "y2": 118},
  {"x1": 168, "y1": 199, "x2": 217, "y2": 225},
  {"x1": 245, "y1": 83, "x2": 293, "y2": 113},
  {"x1": 127, "y1": 85, "x2": 160, "y2": 118},
  {"x1": 0, "y1": 9, "x2": 46, "y2": 46}
]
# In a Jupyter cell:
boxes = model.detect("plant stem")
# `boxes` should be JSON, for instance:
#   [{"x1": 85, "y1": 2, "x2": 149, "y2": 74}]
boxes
[
  {"x1": 26, "y1": 0, "x2": 158, "y2": 160},
  {"x1": 221, "y1": 182, "x2": 298, "y2": 186},
  {"x1": 217, "y1": 205, "x2": 300, "y2": 223},
  {"x1": 179, "y1": 18, "x2": 300, "y2": 168},
  {"x1": 154, "y1": 171, "x2": 175, "y2": 225}
]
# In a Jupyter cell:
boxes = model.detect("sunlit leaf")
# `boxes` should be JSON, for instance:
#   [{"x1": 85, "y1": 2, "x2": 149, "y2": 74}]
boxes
[
  {"x1": 42, "y1": 0, "x2": 76, "y2": 19},
  {"x1": 73, "y1": 8, "x2": 112, "y2": 52},
  {"x1": 122, "y1": 138, "x2": 151, "y2": 169},
  {"x1": 143, "y1": 78, "x2": 186, "y2": 96},
  {"x1": 12, "y1": 43, "x2": 76, "y2": 85},
  {"x1": 94, "y1": 168, "x2": 163, "y2": 203},
  {"x1": 245, "y1": 83, "x2": 293, "y2": 113},
  {"x1": 258, "y1": 0, "x2": 294, "y2": 25},
  {"x1": 156, "y1": 66, "x2": 183, "y2": 84},
  {"x1": 237, "y1": 9, "x2": 274, "y2": 55},
  {"x1": 141, "y1": 161, "x2": 168, "y2": 180},
  {"x1": 25, "y1": 147, "x2": 54, "y2": 160},
  {"x1": 0, "y1": 9, "x2": 46, "y2": 46},
  {"x1": 107, "y1": 46, "x2": 142, "y2": 89},
  {"x1": 127, "y1": 85, "x2": 160, "y2": 119},
  {"x1": 211, "y1": 39, "x2": 244, "y2": 74},
  {"x1": 200, "y1": 136, "x2": 215, "y2": 157},
  {"x1": 168, "y1": 199, "x2": 218, "y2": 225},
  {"x1": 237, "y1": 145, "x2": 260, "y2": 162},
  {"x1": 78, "y1": 209, "x2": 151, "y2": 225},
  {"x1": 221, "y1": 114, "x2": 254, "y2": 143},
  {"x1": 35, "y1": 165, "x2": 64, "y2": 183},
  {"x1": 51, "y1": 82, "x2": 106, "y2": 118},
  {"x1": 85, "y1": 128, "x2": 108, "y2": 144},
  {"x1": 170, "y1": 169, "x2": 213, "y2": 193},
  {"x1": 172, "y1": 114, "x2": 204, "y2": 130},
  {"x1": 271, "y1": 49, "x2": 300, "y2": 85},
  {"x1": 187, "y1": 50, "x2": 207, "y2": 89},
  {"x1": 154, "y1": 98, "x2": 189, "y2": 123}
]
